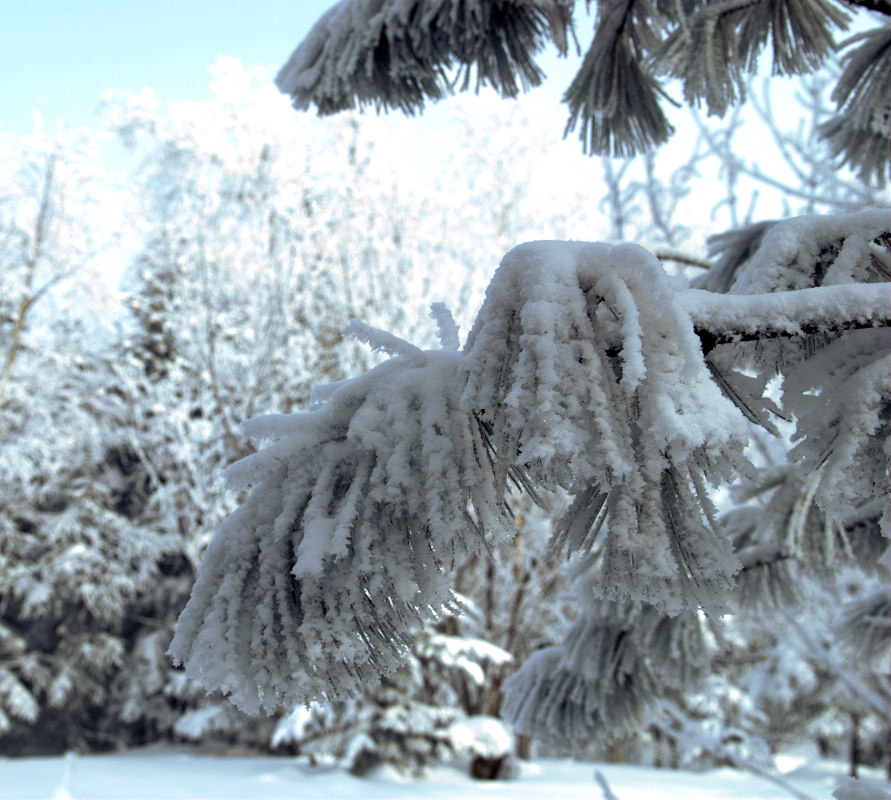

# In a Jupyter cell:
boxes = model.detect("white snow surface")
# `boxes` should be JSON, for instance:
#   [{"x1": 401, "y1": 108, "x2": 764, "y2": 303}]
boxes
[{"x1": 1, "y1": 746, "x2": 888, "y2": 800}]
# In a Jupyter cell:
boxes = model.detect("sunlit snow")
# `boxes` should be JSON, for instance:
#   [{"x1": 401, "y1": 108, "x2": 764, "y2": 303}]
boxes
[{"x1": 1, "y1": 747, "x2": 889, "y2": 800}]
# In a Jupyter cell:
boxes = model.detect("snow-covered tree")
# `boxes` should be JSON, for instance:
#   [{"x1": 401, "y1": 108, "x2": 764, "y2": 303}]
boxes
[
  {"x1": 6, "y1": 53, "x2": 646, "y2": 756},
  {"x1": 0, "y1": 130, "x2": 145, "y2": 753},
  {"x1": 170, "y1": 2, "x2": 890, "y2": 772},
  {"x1": 97, "y1": 64, "x2": 474, "y2": 748},
  {"x1": 0, "y1": 125, "x2": 115, "y2": 413},
  {"x1": 269, "y1": 631, "x2": 495, "y2": 777}
]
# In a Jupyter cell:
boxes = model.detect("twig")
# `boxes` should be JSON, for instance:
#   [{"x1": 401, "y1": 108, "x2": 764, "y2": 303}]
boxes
[
  {"x1": 779, "y1": 608, "x2": 889, "y2": 718},
  {"x1": 691, "y1": 111, "x2": 879, "y2": 211},
  {"x1": 652, "y1": 249, "x2": 711, "y2": 270},
  {"x1": 595, "y1": 769, "x2": 620, "y2": 800}
]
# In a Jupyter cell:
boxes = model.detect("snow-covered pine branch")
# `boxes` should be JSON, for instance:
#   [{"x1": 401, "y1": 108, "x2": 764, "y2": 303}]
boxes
[
  {"x1": 275, "y1": 0, "x2": 572, "y2": 115},
  {"x1": 171, "y1": 209, "x2": 889, "y2": 726},
  {"x1": 502, "y1": 600, "x2": 711, "y2": 742},
  {"x1": 280, "y1": 1, "x2": 891, "y2": 179},
  {"x1": 169, "y1": 340, "x2": 509, "y2": 713},
  {"x1": 461, "y1": 239, "x2": 748, "y2": 614}
]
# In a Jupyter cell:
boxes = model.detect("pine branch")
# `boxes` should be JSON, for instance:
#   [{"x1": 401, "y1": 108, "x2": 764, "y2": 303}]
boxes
[
  {"x1": 696, "y1": 313, "x2": 891, "y2": 354},
  {"x1": 276, "y1": 0, "x2": 569, "y2": 115},
  {"x1": 819, "y1": 24, "x2": 891, "y2": 183},
  {"x1": 680, "y1": 283, "x2": 891, "y2": 355},
  {"x1": 563, "y1": 0, "x2": 674, "y2": 156},
  {"x1": 653, "y1": 0, "x2": 850, "y2": 118}
]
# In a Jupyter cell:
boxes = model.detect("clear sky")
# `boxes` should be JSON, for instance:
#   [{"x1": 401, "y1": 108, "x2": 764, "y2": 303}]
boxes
[
  {"x1": 0, "y1": 1, "x2": 331, "y2": 135},
  {"x1": 0, "y1": 1, "x2": 584, "y2": 137}
]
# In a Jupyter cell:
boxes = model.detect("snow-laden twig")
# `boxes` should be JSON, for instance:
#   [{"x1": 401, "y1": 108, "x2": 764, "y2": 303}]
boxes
[
  {"x1": 343, "y1": 318, "x2": 425, "y2": 361},
  {"x1": 430, "y1": 302, "x2": 460, "y2": 351},
  {"x1": 51, "y1": 751, "x2": 76, "y2": 800},
  {"x1": 681, "y1": 283, "x2": 891, "y2": 350}
]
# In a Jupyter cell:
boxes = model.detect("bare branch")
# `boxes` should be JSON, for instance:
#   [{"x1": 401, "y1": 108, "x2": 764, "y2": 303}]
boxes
[
  {"x1": 691, "y1": 110, "x2": 880, "y2": 211},
  {"x1": 652, "y1": 249, "x2": 711, "y2": 270},
  {"x1": 0, "y1": 154, "x2": 56, "y2": 412}
]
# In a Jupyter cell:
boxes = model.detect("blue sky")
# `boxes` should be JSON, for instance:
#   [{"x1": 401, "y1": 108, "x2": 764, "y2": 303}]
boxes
[
  {"x1": 0, "y1": 1, "x2": 330, "y2": 134},
  {"x1": 1, "y1": 1, "x2": 583, "y2": 137}
]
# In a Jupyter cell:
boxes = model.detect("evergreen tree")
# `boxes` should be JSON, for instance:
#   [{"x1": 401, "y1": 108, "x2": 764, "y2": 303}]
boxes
[
  {"x1": 0, "y1": 132, "x2": 153, "y2": 753},
  {"x1": 171, "y1": 3, "x2": 890, "y2": 773}
]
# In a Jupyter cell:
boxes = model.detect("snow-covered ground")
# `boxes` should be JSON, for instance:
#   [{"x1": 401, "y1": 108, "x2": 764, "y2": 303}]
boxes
[{"x1": 1, "y1": 747, "x2": 889, "y2": 800}]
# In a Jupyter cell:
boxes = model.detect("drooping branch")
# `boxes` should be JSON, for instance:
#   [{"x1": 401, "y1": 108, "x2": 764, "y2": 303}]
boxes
[
  {"x1": 275, "y1": 0, "x2": 572, "y2": 115},
  {"x1": 172, "y1": 211, "x2": 890, "y2": 718}
]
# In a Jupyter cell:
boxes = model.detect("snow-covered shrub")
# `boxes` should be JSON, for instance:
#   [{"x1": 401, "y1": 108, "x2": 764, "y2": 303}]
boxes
[{"x1": 450, "y1": 715, "x2": 518, "y2": 779}]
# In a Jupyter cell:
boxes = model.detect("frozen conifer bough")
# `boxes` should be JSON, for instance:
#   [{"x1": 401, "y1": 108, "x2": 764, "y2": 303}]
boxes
[
  {"x1": 170, "y1": 210, "x2": 890, "y2": 736},
  {"x1": 461, "y1": 240, "x2": 748, "y2": 614}
]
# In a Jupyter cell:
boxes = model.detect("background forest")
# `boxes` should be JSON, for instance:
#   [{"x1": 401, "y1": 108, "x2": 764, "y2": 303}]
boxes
[{"x1": 0, "y1": 51, "x2": 887, "y2": 785}]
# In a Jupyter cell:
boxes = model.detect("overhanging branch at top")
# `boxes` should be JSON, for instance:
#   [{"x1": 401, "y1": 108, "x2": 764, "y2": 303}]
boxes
[
  {"x1": 277, "y1": 0, "x2": 889, "y2": 180},
  {"x1": 275, "y1": 0, "x2": 573, "y2": 115}
]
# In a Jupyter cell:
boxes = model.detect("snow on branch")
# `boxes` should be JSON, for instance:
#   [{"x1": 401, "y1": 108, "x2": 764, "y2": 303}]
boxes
[
  {"x1": 342, "y1": 318, "x2": 425, "y2": 360},
  {"x1": 170, "y1": 344, "x2": 510, "y2": 713},
  {"x1": 171, "y1": 211, "x2": 889, "y2": 714},
  {"x1": 461, "y1": 240, "x2": 747, "y2": 613},
  {"x1": 275, "y1": 0, "x2": 572, "y2": 115},
  {"x1": 689, "y1": 209, "x2": 891, "y2": 464},
  {"x1": 429, "y1": 301, "x2": 460, "y2": 351},
  {"x1": 683, "y1": 283, "x2": 891, "y2": 352},
  {"x1": 784, "y1": 328, "x2": 890, "y2": 526},
  {"x1": 727, "y1": 208, "x2": 890, "y2": 293}
]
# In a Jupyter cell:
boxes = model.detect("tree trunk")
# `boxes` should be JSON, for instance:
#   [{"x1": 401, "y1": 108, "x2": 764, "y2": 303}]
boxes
[
  {"x1": 515, "y1": 734, "x2": 531, "y2": 760},
  {"x1": 607, "y1": 738, "x2": 625, "y2": 764},
  {"x1": 849, "y1": 712, "x2": 860, "y2": 779}
]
